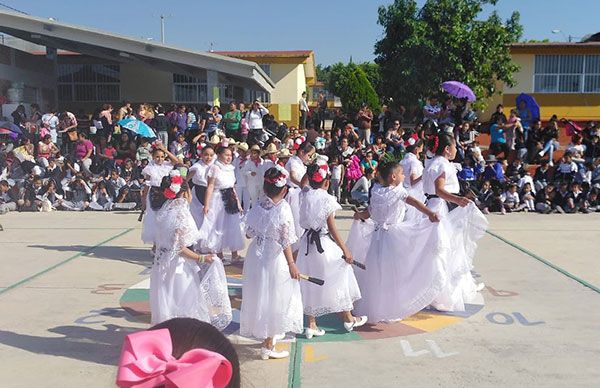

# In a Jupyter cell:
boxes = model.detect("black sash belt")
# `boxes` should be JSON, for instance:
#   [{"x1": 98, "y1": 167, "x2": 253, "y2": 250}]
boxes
[
  {"x1": 305, "y1": 228, "x2": 325, "y2": 256},
  {"x1": 425, "y1": 193, "x2": 458, "y2": 212},
  {"x1": 220, "y1": 188, "x2": 239, "y2": 214},
  {"x1": 194, "y1": 185, "x2": 207, "y2": 206}
]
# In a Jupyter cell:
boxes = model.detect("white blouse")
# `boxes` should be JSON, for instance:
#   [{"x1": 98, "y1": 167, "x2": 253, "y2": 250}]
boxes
[{"x1": 423, "y1": 156, "x2": 460, "y2": 195}]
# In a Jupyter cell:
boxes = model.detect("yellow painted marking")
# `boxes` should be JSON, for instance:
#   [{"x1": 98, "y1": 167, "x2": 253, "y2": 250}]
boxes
[
  {"x1": 401, "y1": 312, "x2": 462, "y2": 332},
  {"x1": 303, "y1": 345, "x2": 327, "y2": 363}
]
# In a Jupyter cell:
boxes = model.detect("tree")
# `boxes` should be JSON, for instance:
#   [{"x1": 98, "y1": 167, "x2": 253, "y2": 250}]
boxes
[
  {"x1": 374, "y1": 0, "x2": 523, "y2": 109},
  {"x1": 326, "y1": 63, "x2": 380, "y2": 115}
]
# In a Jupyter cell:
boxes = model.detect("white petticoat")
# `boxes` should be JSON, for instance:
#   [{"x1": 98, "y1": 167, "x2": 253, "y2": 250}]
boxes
[
  {"x1": 198, "y1": 189, "x2": 245, "y2": 253},
  {"x1": 286, "y1": 187, "x2": 304, "y2": 250},
  {"x1": 297, "y1": 233, "x2": 361, "y2": 317},
  {"x1": 240, "y1": 238, "x2": 304, "y2": 340},
  {"x1": 426, "y1": 200, "x2": 488, "y2": 311},
  {"x1": 347, "y1": 217, "x2": 447, "y2": 323},
  {"x1": 189, "y1": 189, "x2": 205, "y2": 229},
  {"x1": 141, "y1": 195, "x2": 157, "y2": 244}
]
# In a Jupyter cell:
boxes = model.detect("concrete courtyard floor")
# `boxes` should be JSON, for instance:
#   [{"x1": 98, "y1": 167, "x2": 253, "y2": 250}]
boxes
[{"x1": 0, "y1": 210, "x2": 599, "y2": 388}]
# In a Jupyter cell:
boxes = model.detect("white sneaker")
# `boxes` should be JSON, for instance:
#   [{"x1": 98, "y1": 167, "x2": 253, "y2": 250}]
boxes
[
  {"x1": 260, "y1": 347, "x2": 289, "y2": 360},
  {"x1": 476, "y1": 282, "x2": 485, "y2": 292},
  {"x1": 538, "y1": 150, "x2": 545, "y2": 157},
  {"x1": 305, "y1": 327, "x2": 325, "y2": 339},
  {"x1": 344, "y1": 316, "x2": 368, "y2": 332}
]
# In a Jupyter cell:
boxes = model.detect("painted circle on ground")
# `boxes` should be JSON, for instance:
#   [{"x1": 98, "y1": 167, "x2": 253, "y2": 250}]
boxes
[{"x1": 120, "y1": 263, "x2": 485, "y2": 342}]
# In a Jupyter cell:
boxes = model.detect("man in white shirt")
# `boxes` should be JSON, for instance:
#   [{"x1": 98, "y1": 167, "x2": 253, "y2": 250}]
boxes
[
  {"x1": 351, "y1": 168, "x2": 374, "y2": 206},
  {"x1": 242, "y1": 144, "x2": 265, "y2": 209},
  {"x1": 299, "y1": 92, "x2": 309, "y2": 130}
]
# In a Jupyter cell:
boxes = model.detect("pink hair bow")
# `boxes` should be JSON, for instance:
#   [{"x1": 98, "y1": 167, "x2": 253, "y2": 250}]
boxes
[{"x1": 116, "y1": 329, "x2": 232, "y2": 388}]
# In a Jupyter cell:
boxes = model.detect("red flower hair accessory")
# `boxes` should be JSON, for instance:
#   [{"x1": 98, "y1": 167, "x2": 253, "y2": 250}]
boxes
[
  {"x1": 404, "y1": 134, "x2": 419, "y2": 148},
  {"x1": 428, "y1": 135, "x2": 439, "y2": 153},
  {"x1": 164, "y1": 170, "x2": 183, "y2": 199}
]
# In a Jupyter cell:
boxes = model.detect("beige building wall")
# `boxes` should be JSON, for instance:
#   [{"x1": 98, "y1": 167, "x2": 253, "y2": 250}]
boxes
[
  {"x1": 119, "y1": 64, "x2": 172, "y2": 102},
  {"x1": 269, "y1": 63, "x2": 305, "y2": 104},
  {"x1": 505, "y1": 53, "x2": 534, "y2": 94}
]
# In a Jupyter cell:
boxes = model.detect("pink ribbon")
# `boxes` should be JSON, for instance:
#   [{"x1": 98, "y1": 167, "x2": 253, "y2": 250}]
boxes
[{"x1": 116, "y1": 328, "x2": 232, "y2": 388}]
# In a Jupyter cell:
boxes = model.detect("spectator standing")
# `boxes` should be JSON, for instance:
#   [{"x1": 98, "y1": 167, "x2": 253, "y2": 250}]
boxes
[
  {"x1": 299, "y1": 92, "x2": 309, "y2": 130},
  {"x1": 356, "y1": 104, "x2": 373, "y2": 146},
  {"x1": 151, "y1": 105, "x2": 170, "y2": 146},
  {"x1": 317, "y1": 91, "x2": 327, "y2": 130},
  {"x1": 223, "y1": 102, "x2": 242, "y2": 140}
]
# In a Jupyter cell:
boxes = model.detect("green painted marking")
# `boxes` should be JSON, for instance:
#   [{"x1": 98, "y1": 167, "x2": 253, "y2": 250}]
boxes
[
  {"x1": 487, "y1": 230, "x2": 600, "y2": 294},
  {"x1": 120, "y1": 288, "x2": 149, "y2": 303},
  {"x1": 287, "y1": 340, "x2": 302, "y2": 388},
  {"x1": 0, "y1": 228, "x2": 134, "y2": 296}
]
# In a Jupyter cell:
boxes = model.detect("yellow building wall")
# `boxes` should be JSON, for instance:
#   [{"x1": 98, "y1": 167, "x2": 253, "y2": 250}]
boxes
[
  {"x1": 120, "y1": 64, "x2": 173, "y2": 102},
  {"x1": 503, "y1": 93, "x2": 600, "y2": 121},
  {"x1": 505, "y1": 54, "x2": 534, "y2": 94},
  {"x1": 269, "y1": 63, "x2": 306, "y2": 104},
  {"x1": 267, "y1": 103, "x2": 300, "y2": 128}
]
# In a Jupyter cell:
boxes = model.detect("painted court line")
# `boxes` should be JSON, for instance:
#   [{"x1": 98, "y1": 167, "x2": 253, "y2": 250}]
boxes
[
  {"x1": 287, "y1": 341, "x2": 302, "y2": 388},
  {"x1": 0, "y1": 228, "x2": 134, "y2": 296},
  {"x1": 486, "y1": 230, "x2": 600, "y2": 294}
]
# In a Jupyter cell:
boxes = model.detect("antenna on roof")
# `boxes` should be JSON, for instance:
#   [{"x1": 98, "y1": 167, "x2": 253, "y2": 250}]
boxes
[
  {"x1": 159, "y1": 14, "x2": 172, "y2": 44},
  {"x1": 210, "y1": 42, "x2": 214, "y2": 52}
]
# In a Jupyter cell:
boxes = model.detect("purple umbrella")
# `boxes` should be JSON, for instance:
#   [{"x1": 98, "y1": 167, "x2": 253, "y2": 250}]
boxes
[
  {"x1": 441, "y1": 81, "x2": 476, "y2": 102},
  {"x1": 0, "y1": 121, "x2": 23, "y2": 135}
]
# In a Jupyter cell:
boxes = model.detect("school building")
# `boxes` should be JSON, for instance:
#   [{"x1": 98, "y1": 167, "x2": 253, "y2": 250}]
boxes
[
  {"x1": 488, "y1": 41, "x2": 600, "y2": 122},
  {"x1": 0, "y1": 10, "x2": 318, "y2": 127}
]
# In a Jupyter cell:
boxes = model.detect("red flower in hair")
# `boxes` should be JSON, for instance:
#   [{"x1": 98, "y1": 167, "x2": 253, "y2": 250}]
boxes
[
  {"x1": 170, "y1": 176, "x2": 183, "y2": 185},
  {"x1": 163, "y1": 187, "x2": 177, "y2": 199},
  {"x1": 428, "y1": 135, "x2": 440, "y2": 153},
  {"x1": 311, "y1": 170, "x2": 324, "y2": 183}
]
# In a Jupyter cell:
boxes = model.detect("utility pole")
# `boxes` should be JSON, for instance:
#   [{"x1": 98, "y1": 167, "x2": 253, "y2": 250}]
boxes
[{"x1": 159, "y1": 14, "x2": 172, "y2": 44}]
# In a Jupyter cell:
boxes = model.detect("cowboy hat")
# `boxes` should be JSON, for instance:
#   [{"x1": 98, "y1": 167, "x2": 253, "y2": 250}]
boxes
[
  {"x1": 250, "y1": 144, "x2": 261, "y2": 152},
  {"x1": 237, "y1": 142, "x2": 249, "y2": 152},
  {"x1": 263, "y1": 143, "x2": 278, "y2": 155},
  {"x1": 208, "y1": 134, "x2": 220, "y2": 145},
  {"x1": 277, "y1": 148, "x2": 291, "y2": 158}
]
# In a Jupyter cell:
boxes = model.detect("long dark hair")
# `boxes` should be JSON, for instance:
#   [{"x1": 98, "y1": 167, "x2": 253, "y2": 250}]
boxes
[
  {"x1": 150, "y1": 318, "x2": 240, "y2": 388},
  {"x1": 263, "y1": 167, "x2": 288, "y2": 198},
  {"x1": 428, "y1": 132, "x2": 455, "y2": 156},
  {"x1": 149, "y1": 173, "x2": 188, "y2": 211}
]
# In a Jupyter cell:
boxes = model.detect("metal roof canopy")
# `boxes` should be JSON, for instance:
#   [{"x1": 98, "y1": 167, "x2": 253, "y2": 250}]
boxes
[{"x1": 0, "y1": 10, "x2": 274, "y2": 93}]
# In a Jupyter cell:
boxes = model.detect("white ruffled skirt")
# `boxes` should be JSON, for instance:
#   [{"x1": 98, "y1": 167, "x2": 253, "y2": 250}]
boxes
[
  {"x1": 403, "y1": 183, "x2": 426, "y2": 222},
  {"x1": 296, "y1": 233, "x2": 361, "y2": 317},
  {"x1": 141, "y1": 195, "x2": 157, "y2": 244},
  {"x1": 198, "y1": 189, "x2": 245, "y2": 253},
  {"x1": 426, "y1": 199, "x2": 488, "y2": 311},
  {"x1": 240, "y1": 239, "x2": 303, "y2": 340},
  {"x1": 189, "y1": 189, "x2": 205, "y2": 229},
  {"x1": 286, "y1": 187, "x2": 304, "y2": 250},
  {"x1": 347, "y1": 217, "x2": 447, "y2": 323},
  {"x1": 150, "y1": 251, "x2": 232, "y2": 330}
]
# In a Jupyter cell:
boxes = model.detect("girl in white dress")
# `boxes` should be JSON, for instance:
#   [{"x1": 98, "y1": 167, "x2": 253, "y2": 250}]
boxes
[
  {"x1": 285, "y1": 142, "x2": 315, "y2": 249},
  {"x1": 400, "y1": 134, "x2": 425, "y2": 222},
  {"x1": 348, "y1": 162, "x2": 444, "y2": 323},
  {"x1": 240, "y1": 166, "x2": 303, "y2": 360},
  {"x1": 297, "y1": 162, "x2": 366, "y2": 338},
  {"x1": 149, "y1": 171, "x2": 232, "y2": 330},
  {"x1": 141, "y1": 143, "x2": 179, "y2": 245},
  {"x1": 199, "y1": 146, "x2": 245, "y2": 261},
  {"x1": 186, "y1": 145, "x2": 215, "y2": 229},
  {"x1": 422, "y1": 133, "x2": 488, "y2": 312}
]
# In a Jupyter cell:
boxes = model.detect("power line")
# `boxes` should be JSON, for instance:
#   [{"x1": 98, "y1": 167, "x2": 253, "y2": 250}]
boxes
[{"x1": 0, "y1": 1, "x2": 28, "y2": 14}]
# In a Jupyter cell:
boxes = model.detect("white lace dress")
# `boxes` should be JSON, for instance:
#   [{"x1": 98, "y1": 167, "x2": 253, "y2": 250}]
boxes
[
  {"x1": 240, "y1": 198, "x2": 303, "y2": 340},
  {"x1": 285, "y1": 155, "x2": 307, "y2": 246},
  {"x1": 150, "y1": 198, "x2": 232, "y2": 330},
  {"x1": 400, "y1": 152, "x2": 425, "y2": 222},
  {"x1": 346, "y1": 183, "x2": 447, "y2": 323},
  {"x1": 188, "y1": 160, "x2": 212, "y2": 229},
  {"x1": 423, "y1": 156, "x2": 488, "y2": 311},
  {"x1": 297, "y1": 188, "x2": 361, "y2": 317},
  {"x1": 198, "y1": 161, "x2": 245, "y2": 253},
  {"x1": 141, "y1": 161, "x2": 174, "y2": 244}
]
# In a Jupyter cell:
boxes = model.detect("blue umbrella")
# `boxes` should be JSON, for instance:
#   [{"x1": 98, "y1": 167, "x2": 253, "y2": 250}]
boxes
[
  {"x1": 516, "y1": 93, "x2": 540, "y2": 121},
  {"x1": 0, "y1": 121, "x2": 23, "y2": 135},
  {"x1": 441, "y1": 81, "x2": 476, "y2": 102},
  {"x1": 118, "y1": 118, "x2": 156, "y2": 138}
]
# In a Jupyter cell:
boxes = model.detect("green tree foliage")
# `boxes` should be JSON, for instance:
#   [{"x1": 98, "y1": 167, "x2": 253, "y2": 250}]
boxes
[
  {"x1": 374, "y1": 0, "x2": 523, "y2": 108},
  {"x1": 325, "y1": 63, "x2": 380, "y2": 115}
]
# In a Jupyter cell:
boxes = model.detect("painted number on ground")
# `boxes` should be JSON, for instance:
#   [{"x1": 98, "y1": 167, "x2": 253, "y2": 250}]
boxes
[
  {"x1": 400, "y1": 340, "x2": 458, "y2": 358},
  {"x1": 486, "y1": 312, "x2": 545, "y2": 326},
  {"x1": 91, "y1": 283, "x2": 125, "y2": 294},
  {"x1": 485, "y1": 286, "x2": 519, "y2": 297}
]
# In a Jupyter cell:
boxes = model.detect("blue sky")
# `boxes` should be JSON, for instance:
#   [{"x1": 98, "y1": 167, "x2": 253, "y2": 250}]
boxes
[{"x1": 1, "y1": 0, "x2": 599, "y2": 65}]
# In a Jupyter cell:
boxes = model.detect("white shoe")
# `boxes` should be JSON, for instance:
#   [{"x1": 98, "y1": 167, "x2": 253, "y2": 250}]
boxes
[
  {"x1": 538, "y1": 150, "x2": 545, "y2": 157},
  {"x1": 260, "y1": 347, "x2": 289, "y2": 360},
  {"x1": 273, "y1": 333, "x2": 285, "y2": 343},
  {"x1": 305, "y1": 327, "x2": 325, "y2": 339},
  {"x1": 344, "y1": 316, "x2": 368, "y2": 332},
  {"x1": 476, "y1": 282, "x2": 485, "y2": 292}
]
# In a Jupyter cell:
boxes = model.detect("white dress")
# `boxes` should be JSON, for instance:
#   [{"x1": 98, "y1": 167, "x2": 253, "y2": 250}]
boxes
[
  {"x1": 241, "y1": 158, "x2": 264, "y2": 209},
  {"x1": 188, "y1": 160, "x2": 212, "y2": 229},
  {"x1": 423, "y1": 156, "x2": 488, "y2": 311},
  {"x1": 141, "y1": 161, "x2": 174, "y2": 244},
  {"x1": 297, "y1": 188, "x2": 361, "y2": 317},
  {"x1": 198, "y1": 161, "x2": 245, "y2": 253},
  {"x1": 240, "y1": 198, "x2": 304, "y2": 340},
  {"x1": 400, "y1": 152, "x2": 425, "y2": 222},
  {"x1": 150, "y1": 198, "x2": 232, "y2": 329},
  {"x1": 233, "y1": 155, "x2": 250, "y2": 212},
  {"x1": 285, "y1": 155, "x2": 307, "y2": 245},
  {"x1": 346, "y1": 183, "x2": 447, "y2": 323}
]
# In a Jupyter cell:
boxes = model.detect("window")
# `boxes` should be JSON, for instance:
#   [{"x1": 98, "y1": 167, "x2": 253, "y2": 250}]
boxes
[
  {"x1": 259, "y1": 64, "x2": 271, "y2": 77},
  {"x1": 173, "y1": 74, "x2": 207, "y2": 103},
  {"x1": 218, "y1": 84, "x2": 234, "y2": 103},
  {"x1": 58, "y1": 64, "x2": 120, "y2": 102},
  {"x1": 534, "y1": 54, "x2": 600, "y2": 93},
  {"x1": 251, "y1": 90, "x2": 270, "y2": 103}
]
